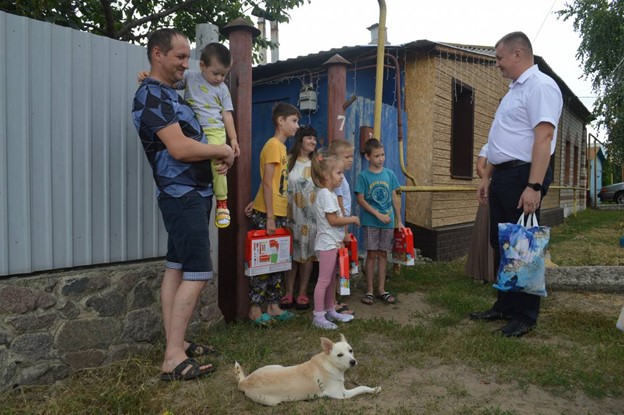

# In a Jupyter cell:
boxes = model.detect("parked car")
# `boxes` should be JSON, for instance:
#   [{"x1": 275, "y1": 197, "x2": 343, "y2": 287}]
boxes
[{"x1": 598, "y1": 182, "x2": 624, "y2": 204}]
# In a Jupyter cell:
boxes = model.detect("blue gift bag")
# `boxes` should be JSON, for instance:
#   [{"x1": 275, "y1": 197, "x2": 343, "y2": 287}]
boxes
[{"x1": 493, "y1": 213, "x2": 549, "y2": 297}]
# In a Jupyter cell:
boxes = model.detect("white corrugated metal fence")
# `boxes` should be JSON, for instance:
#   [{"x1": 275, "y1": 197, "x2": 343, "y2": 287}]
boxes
[{"x1": 0, "y1": 11, "x2": 171, "y2": 276}]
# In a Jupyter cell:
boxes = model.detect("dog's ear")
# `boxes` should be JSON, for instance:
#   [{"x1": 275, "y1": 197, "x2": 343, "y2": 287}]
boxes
[
  {"x1": 339, "y1": 333, "x2": 346, "y2": 343},
  {"x1": 320, "y1": 337, "x2": 334, "y2": 354}
]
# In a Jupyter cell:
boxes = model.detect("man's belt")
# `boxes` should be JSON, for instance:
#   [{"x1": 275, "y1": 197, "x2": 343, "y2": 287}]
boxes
[{"x1": 494, "y1": 160, "x2": 530, "y2": 170}]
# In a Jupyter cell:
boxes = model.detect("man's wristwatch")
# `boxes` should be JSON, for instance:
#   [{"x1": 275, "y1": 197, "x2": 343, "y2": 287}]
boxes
[{"x1": 527, "y1": 182, "x2": 542, "y2": 191}]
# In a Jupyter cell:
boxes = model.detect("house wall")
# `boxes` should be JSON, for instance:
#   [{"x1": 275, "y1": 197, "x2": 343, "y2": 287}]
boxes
[
  {"x1": 555, "y1": 107, "x2": 587, "y2": 216},
  {"x1": 402, "y1": 48, "x2": 588, "y2": 259},
  {"x1": 403, "y1": 55, "x2": 435, "y2": 228},
  {"x1": 404, "y1": 50, "x2": 508, "y2": 229}
]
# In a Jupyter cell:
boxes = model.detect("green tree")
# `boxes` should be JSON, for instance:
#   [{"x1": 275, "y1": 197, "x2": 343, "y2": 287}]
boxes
[
  {"x1": 558, "y1": 0, "x2": 624, "y2": 166},
  {"x1": 1, "y1": 0, "x2": 308, "y2": 46}
]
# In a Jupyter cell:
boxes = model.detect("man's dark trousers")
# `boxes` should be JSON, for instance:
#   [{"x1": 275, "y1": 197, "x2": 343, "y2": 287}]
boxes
[{"x1": 488, "y1": 163, "x2": 552, "y2": 326}]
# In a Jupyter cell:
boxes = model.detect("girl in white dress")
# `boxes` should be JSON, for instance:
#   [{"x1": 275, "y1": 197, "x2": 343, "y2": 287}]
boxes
[{"x1": 281, "y1": 126, "x2": 318, "y2": 310}]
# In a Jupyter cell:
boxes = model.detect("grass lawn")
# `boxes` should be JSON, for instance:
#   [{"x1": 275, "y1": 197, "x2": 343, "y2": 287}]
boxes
[
  {"x1": 2, "y1": 209, "x2": 623, "y2": 415},
  {"x1": 549, "y1": 208, "x2": 624, "y2": 265}
]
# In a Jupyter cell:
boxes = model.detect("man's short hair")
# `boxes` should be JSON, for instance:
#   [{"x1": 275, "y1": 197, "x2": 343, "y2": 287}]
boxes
[
  {"x1": 146, "y1": 28, "x2": 187, "y2": 64},
  {"x1": 495, "y1": 31, "x2": 533, "y2": 55},
  {"x1": 364, "y1": 138, "x2": 383, "y2": 156},
  {"x1": 271, "y1": 102, "x2": 301, "y2": 127},
  {"x1": 200, "y1": 43, "x2": 232, "y2": 68}
]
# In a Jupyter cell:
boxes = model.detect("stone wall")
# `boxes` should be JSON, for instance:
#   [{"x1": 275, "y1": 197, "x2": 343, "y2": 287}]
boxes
[
  {"x1": 0, "y1": 260, "x2": 221, "y2": 391},
  {"x1": 547, "y1": 266, "x2": 624, "y2": 293}
]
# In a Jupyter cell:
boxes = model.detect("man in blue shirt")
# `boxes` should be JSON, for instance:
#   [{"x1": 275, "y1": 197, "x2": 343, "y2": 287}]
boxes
[{"x1": 132, "y1": 28, "x2": 234, "y2": 380}]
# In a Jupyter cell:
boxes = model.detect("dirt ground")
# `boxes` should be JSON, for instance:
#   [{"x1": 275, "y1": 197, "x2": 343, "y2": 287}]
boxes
[{"x1": 339, "y1": 288, "x2": 624, "y2": 415}]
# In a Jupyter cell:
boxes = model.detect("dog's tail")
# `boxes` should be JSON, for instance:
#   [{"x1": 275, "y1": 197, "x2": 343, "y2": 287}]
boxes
[{"x1": 234, "y1": 361, "x2": 246, "y2": 384}]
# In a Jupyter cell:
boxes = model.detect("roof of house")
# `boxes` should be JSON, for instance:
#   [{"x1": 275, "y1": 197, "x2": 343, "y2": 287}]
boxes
[{"x1": 253, "y1": 39, "x2": 591, "y2": 121}]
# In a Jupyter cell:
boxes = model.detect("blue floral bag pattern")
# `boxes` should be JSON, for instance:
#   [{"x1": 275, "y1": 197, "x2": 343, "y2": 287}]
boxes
[{"x1": 493, "y1": 213, "x2": 549, "y2": 297}]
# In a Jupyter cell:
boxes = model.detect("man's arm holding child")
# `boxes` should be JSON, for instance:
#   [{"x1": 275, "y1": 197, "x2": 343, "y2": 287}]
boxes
[{"x1": 157, "y1": 123, "x2": 234, "y2": 173}]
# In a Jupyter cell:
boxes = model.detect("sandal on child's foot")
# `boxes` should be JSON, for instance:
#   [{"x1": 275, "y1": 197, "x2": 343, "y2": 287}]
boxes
[
  {"x1": 376, "y1": 291, "x2": 397, "y2": 304},
  {"x1": 361, "y1": 293, "x2": 374, "y2": 305},
  {"x1": 250, "y1": 313, "x2": 273, "y2": 327},
  {"x1": 280, "y1": 294, "x2": 294, "y2": 309},
  {"x1": 215, "y1": 208, "x2": 230, "y2": 229},
  {"x1": 272, "y1": 310, "x2": 295, "y2": 321},
  {"x1": 295, "y1": 295, "x2": 310, "y2": 310}
]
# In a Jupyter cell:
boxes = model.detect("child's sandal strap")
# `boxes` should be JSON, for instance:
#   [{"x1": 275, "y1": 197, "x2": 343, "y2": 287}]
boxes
[
  {"x1": 361, "y1": 293, "x2": 374, "y2": 305},
  {"x1": 376, "y1": 291, "x2": 396, "y2": 304}
]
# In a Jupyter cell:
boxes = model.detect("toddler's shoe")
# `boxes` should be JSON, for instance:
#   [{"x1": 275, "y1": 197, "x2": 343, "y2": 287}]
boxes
[{"x1": 215, "y1": 208, "x2": 230, "y2": 228}]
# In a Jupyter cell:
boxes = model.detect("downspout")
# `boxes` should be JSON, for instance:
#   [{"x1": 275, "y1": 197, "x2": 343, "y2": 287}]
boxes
[{"x1": 373, "y1": 0, "x2": 386, "y2": 139}]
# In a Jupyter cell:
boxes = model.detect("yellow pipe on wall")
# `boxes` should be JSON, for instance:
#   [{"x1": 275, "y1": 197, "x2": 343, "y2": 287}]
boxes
[
  {"x1": 397, "y1": 185, "x2": 587, "y2": 194},
  {"x1": 398, "y1": 186, "x2": 477, "y2": 193},
  {"x1": 373, "y1": 0, "x2": 386, "y2": 140}
]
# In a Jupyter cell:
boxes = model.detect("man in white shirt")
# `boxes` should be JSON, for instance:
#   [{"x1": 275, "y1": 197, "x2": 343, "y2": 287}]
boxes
[{"x1": 470, "y1": 31, "x2": 563, "y2": 338}]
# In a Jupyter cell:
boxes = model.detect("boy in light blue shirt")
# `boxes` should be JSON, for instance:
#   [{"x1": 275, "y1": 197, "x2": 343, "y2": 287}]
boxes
[{"x1": 354, "y1": 138, "x2": 403, "y2": 306}]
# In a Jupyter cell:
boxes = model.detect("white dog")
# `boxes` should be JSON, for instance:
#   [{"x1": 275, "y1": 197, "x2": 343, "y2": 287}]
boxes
[{"x1": 234, "y1": 333, "x2": 381, "y2": 406}]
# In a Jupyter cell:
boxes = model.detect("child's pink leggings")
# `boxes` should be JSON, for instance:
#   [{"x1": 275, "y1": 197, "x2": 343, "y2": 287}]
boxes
[{"x1": 314, "y1": 248, "x2": 338, "y2": 313}]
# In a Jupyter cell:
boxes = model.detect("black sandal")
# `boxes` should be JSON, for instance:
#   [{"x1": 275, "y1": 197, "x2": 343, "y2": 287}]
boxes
[
  {"x1": 185, "y1": 341, "x2": 218, "y2": 357},
  {"x1": 361, "y1": 293, "x2": 374, "y2": 305},
  {"x1": 160, "y1": 358, "x2": 215, "y2": 381},
  {"x1": 335, "y1": 303, "x2": 354, "y2": 315},
  {"x1": 376, "y1": 291, "x2": 397, "y2": 304}
]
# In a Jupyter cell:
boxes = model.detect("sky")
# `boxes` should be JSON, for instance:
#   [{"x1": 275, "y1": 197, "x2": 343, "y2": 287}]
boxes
[{"x1": 265, "y1": 0, "x2": 601, "y2": 137}]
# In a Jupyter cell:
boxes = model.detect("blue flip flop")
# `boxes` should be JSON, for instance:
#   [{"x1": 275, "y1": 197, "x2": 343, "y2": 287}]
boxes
[
  {"x1": 272, "y1": 310, "x2": 295, "y2": 321},
  {"x1": 251, "y1": 312, "x2": 273, "y2": 327}
]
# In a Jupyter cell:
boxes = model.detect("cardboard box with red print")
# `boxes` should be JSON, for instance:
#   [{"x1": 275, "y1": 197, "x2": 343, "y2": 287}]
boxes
[{"x1": 244, "y1": 228, "x2": 292, "y2": 276}]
